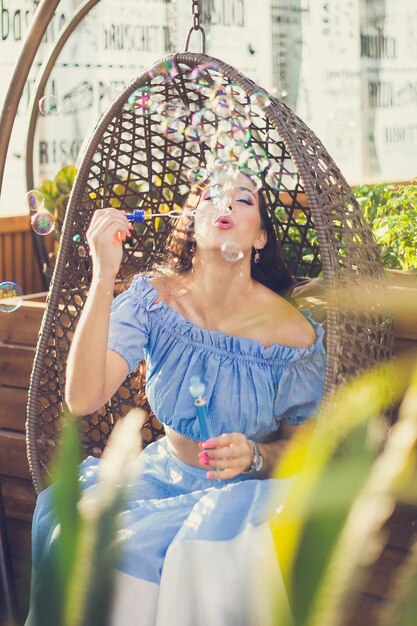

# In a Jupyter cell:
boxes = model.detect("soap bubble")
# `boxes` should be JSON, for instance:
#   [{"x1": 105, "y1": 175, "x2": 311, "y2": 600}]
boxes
[
  {"x1": 191, "y1": 109, "x2": 218, "y2": 141},
  {"x1": 211, "y1": 131, "x2": 238, "y2": 154},
  {"x1": 208, "y1": 183, "x2": 236, "y2": 214},
  {"x1": 157, "y1": 101, "x2": 189, "y2": 120},
  {"x1": 38, "y1": 95, "x2": 60, "y2": 116},
  {"x1": 221, "y1": 241, "x2": 244, "y2": 263},
  {"x1": 265, "y1": 164, "x2": 283, "y2": 189},
  {"x1": 31, "y1": 210, "x2": 55, "y2": 236},
  {"x1": 209, "y1": 159, "x2": 233, "y2": 185},
  {"x1": 250, "y1": 91, "x2": 271, "y2": 108},
  {"x1": 187, "y1": 167, "x2": 208, "y2": 185},
  {"x1": 208, "y1": 86, "x2": 233, "y2": 119},
  {"x1": 149, "y1": 59, "x2": 178, "y2": 83},
  {"x1": 249, "y1": 175, "x2": 263, "y2": 191},
  {"x1": 184, "y1": 125, "x2": 204, "y2": 143},
  {"x1": 216, "y1": 139, "x2": 246, "y2": 165},
  {"x1": 238, "y1": 144, "x2": 269, "y2": 176},
  {"x1": 161, "y1": 118, "x2": 186, "y2": 141},
  {"x1": 190, "y1": 64, "x2": 223, "y2": 92},
  {"x1": 225, "y1": 83, "x2": 247, "y2": 105},
  {"x1": 25, "y1": 190, "x2": 44, "y2": 213},
  {"x1": 128, "y1": 87, "x2": 162, "y2": 115},
  {"x1": 0, "y1": 281, "x2": 23, "y2": 313},
  {"x1": 230, "y1": 118, "x2": 252, "y2": 143},
  {"x1": 161, "y1": 118, "x2": 185, "y2": 141}
]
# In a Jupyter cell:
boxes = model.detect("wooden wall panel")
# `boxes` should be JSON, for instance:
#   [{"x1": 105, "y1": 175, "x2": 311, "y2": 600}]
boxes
[
  {"x1": 0, "y1": 300, "x2": 45, "y2": 345},
  {"x1": 0, "y1": 215, "x2": 53, "y2": 295},
  {"x1": 0, "y1": 387, "x2": 28, "y2": 431},
  {"x1": 0, "y1": 346, "x2": 35, "y2": 388},
  {"x1": 0, "y1": 432, "x2": 31, "y2": 480},
  {"x1": 1, "y1": 477, "x2": 35, "y2": 521}
]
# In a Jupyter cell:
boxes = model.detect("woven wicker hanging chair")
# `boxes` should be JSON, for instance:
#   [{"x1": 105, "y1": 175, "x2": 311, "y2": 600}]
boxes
[{"x1": 26, "y1": 49, "x2": 395, "y2": 494}]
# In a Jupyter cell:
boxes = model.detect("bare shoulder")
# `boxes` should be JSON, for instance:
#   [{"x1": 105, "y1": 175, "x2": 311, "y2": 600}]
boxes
[
  {"x1": 254, "y1": 283, "x2": 317, "y2": 349},
  {"x1": 147, "y1": 274, "x2": 187, "y2": 306}
]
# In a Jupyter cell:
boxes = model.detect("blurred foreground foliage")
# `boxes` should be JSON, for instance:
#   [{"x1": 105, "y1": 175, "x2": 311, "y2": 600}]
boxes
[
  {"x1": 28, "y1": 410, "x2": 145, "y2": 626},
  {"x1": 270, "y1": 349, "x2": 417, "y2": 626},
  {"x1": 25, "y1": 348, "x2": 417, "y2": 626}
]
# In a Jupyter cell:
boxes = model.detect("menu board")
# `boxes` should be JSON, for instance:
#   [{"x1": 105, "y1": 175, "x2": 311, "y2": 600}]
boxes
[
  {"x1": 1, "y1": 0, "x2": 416, "y2": 214},
  {"x1": 0, "y1": 0, "x2": 174, "y2": 214},
  {"x1": 361, "y1": 0, "x2": 417, "y2": 180},
  {"x1": 271, "y1": 0, "x2": 363, "y2": 183}
]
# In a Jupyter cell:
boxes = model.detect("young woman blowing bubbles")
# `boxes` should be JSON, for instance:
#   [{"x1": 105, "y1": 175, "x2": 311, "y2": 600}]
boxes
[{"x1": 28, "y1": 172, "x2": 327, "y2": 625}]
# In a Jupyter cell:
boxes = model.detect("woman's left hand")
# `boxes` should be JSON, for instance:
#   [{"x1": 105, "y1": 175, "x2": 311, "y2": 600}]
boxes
[{"x1": 198, "y1": 433, "x2": 253, "y2": 479}]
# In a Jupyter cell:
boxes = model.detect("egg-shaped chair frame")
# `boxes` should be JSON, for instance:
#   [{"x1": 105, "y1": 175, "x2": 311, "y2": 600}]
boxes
[{"x1": 26, "y1": 52, "x2": 394, "y2": 495}]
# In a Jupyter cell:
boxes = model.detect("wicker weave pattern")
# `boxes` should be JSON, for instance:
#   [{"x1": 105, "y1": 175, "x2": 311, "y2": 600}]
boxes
[{"x1": 26, "y1": 53, "x2": 394, "y2": 493}]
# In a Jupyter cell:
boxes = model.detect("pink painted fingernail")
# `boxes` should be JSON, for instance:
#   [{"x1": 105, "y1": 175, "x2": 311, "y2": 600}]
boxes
[
  {"x1": 201, "y1": 458, "x2": 209, "y2": 465},
  {"x1": 202, "y1": 441, "x2": 213, "y2": 449},
  {"x1": 206, "y1": 472, "x2": 216, "y2": 479}
]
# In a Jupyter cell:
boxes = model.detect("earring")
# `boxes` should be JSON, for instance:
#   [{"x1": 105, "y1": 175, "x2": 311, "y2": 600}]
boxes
[{"x1": 254, "y1": 248, "x2": 261, "y2": 264}]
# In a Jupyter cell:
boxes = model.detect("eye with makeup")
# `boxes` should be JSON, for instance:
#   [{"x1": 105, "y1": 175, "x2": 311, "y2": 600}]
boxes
[
  {"x1": 236, "y1": 192, "x2": 256, "y2": 206},
  {"x1": 200, "y1": 187, "x2": 217, "y2": 202},
  {"x1": 199, "y1": 186, "x2": 257, "y2": 209}
]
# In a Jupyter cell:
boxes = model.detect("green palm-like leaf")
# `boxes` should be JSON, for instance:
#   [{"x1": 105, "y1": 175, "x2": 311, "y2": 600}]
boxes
[
  {"x1": 30, "y1": 410, "x2": 145, "y2": 626},
  {"x1": 37, "y1": 179, "x2": 59, "y2": 212},
  {"x1": 269, "y1": 354, "x2": 413, "y2": 626},
  {"x1": 305, "y1": 356, "x2": 417, "y2": 626},
  {"x1": 63, "y1": 409, "x2": 145, "y2": 626},
  {"x1": 55, "y1": 165, "x2": 77, "y2": 195},
  {"x1": 31, "y1": 416, "x2": 81, "y2": 626}
]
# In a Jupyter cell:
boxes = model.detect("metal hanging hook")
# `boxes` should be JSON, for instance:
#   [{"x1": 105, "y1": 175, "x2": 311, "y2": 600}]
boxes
[{"x1": 184, "y1": 0, "x2": 206, "y2": 53}]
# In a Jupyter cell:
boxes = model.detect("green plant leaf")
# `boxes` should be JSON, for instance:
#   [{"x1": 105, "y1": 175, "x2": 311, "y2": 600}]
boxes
[
  {"x1": 31, "y1": 415, "x2": 82, "y2": 626},
  {"x1": 37, "y1": 180, "x2": 59, "y2": 212},
  {"x1": 55, "y1": 165, "x2": 77, "y2": 195},
  {"x1": 269, "y1": 354, "x2": 411, "y2": 626}
]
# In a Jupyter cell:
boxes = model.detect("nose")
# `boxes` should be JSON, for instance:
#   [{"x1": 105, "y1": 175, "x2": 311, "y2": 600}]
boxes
[{"x1": 219, "y1": 196, "x2": 233, "y2": 214}]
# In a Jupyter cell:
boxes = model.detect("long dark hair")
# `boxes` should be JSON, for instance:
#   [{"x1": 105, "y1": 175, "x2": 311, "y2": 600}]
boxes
[{"x1": 149, "y1": 184, "x2": 295, "y2": 298}]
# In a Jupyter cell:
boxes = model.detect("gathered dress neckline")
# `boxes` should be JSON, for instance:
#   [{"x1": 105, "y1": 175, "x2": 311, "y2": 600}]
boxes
[{"x1": 130, "y1": 274, "x2": 325, "y2": 362}]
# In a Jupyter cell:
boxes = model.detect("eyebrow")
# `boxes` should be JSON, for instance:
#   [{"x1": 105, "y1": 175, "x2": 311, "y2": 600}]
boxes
[
  {"x1": 200, "y1": 185, "x2": 257, "y2": 199},
  {"x1": 238, "y1": 186, "x2": 257, "y2": 198}
]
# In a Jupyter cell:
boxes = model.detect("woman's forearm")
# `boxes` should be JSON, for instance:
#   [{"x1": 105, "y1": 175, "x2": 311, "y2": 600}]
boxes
[
  {"x1": 65, "y1": 275, "x2": 115, "y2": 415},
  {"x1": 257, "y1": 440, "x2": 288, "y2": 478},
  {"x1": 258, "y1": 438, "x2": 307, "y2": 478}
]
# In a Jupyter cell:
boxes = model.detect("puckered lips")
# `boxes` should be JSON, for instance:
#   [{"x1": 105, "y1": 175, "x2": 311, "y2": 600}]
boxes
[{"x1": 214, "y1": 215, "x2": 234, "y2": 229}]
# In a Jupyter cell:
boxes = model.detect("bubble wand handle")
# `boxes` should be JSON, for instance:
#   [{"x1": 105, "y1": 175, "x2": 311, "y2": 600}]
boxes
[{"x1": 189, "y1": 376, "x2": 215, "y2": 441}]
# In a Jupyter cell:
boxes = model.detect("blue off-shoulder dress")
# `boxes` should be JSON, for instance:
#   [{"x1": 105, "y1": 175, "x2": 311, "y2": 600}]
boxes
[{"x1": 28, "y1": 274, "x2": 327, "y2": 626}]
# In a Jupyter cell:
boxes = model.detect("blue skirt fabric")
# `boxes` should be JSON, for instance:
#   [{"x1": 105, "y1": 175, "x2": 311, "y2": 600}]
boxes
[{"x1": 28, "y1": 437, "x2": 293, "y2": 625}]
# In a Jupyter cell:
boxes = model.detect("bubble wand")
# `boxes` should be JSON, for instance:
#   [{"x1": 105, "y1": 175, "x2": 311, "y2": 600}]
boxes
[
  {"x1": 125, "y1": 209, "x2": 185, "y2": 222},
  {"x1": 189, "y1": 376, "x2": 222, "y2": 481}
]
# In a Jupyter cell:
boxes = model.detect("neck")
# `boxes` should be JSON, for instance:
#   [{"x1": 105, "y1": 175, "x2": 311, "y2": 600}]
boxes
[{"x1": 189, "y1": 249, "x2": 255, "y2": 322}]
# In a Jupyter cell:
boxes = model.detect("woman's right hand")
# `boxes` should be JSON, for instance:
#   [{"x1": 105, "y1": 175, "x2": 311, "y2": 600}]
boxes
[{"x1": 86, "y1": 208, "x2": 133, "y2": 280}]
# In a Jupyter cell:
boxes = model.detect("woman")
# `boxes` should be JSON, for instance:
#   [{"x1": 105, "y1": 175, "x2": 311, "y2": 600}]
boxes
[{"x1": 29, "y1": 172, "x2": 326, "y2": 625}]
